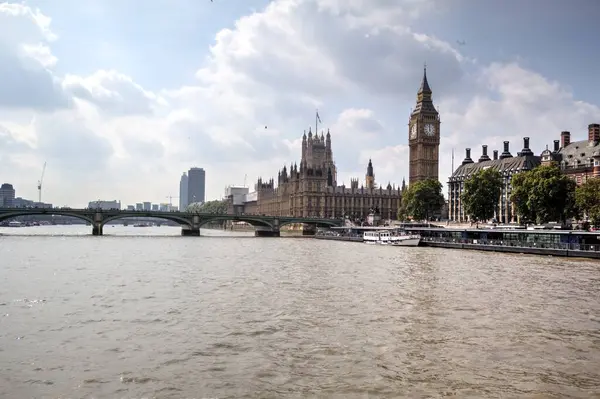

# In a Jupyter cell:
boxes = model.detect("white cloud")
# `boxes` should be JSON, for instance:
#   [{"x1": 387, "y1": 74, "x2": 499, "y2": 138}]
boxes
[
  {"x1": 62, "y1": 70, "x2": 168, "y2": 116},
  {"x1": 0, "y1": 3, "x2": 67, "y2": 110},
  {"x1": 0, "y1": 0, "x2": 598, "y2": 208}
]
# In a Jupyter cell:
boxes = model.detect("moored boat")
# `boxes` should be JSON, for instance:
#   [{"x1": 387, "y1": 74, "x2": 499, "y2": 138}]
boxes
[{"x1": 363, "y1": 229, "x2": 421, "y2": 247}]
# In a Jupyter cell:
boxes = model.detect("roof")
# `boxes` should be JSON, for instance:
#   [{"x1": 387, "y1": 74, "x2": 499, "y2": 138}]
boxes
[
  {"x1": 556, "y1": 140, "x2": 600, "y2": 166},
  {"x1": 418, "y1": 67, "x2": 432, "y2": 93},
  {"x1": 450, "y1": 154, "x2": 541, "y2": 180}
]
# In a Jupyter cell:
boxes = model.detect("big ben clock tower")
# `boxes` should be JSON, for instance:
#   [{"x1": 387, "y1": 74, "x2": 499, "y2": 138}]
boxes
[{"x1": 408, "y1": 66, "x2": 440, "y2": 185}]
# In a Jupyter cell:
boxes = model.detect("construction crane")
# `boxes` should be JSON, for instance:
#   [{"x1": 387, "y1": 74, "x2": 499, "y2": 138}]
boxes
[
  {"x1": 37, "y1": 162, "x2": 47, "y2": 203},
  {"x1": 166, "y1": 195, "x2": 179, "y2": 206}
]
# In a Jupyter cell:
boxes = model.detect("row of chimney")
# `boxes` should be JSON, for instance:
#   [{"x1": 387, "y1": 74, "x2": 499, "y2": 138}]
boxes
[
  {"x1": 462, "y1": 123, "x2": 600, "y2": 165},
  {"x1": 462, "y1": 137, "x2": 540, "y2": 165},
  {"x1": 462, "y1": 124, "x2": 600, "y2": 166}
]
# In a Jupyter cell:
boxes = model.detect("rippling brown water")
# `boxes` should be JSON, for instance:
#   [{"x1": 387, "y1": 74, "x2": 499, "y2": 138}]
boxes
[{"x1": 1, "y1": 226, "x2": 600, "y2": 398}]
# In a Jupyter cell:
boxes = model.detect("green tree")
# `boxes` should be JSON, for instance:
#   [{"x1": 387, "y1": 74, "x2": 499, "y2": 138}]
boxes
[
  {"x1": 461, "y1": 168, "x2": 503, "y2": 222},
  {"x1": 402, "y1": 179, "x2": 445, "y2": 221},
  {"x1": 186, "y1": 199, "x2": 228, "y2": 214},
  {"x1": 510, "y1": 172, "x2": 536, "y2": 223},
  {"x1": 397, "y1": 200, "x2": 408, "y2": 221},
  {"x1": 510, "y1": 164, "x2": 578, "y2": 224},
  {"x1": 575, "y1": 178, "x2": 600, "y2": 227}
]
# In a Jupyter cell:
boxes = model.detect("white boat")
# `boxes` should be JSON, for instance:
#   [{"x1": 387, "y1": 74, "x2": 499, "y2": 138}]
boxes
[
  {"x1": 7, "y1": 221, "x2": 23, "y2": 227},
  {"x1": 363, "y1": 229, "x2": 421, "y2": 247}
]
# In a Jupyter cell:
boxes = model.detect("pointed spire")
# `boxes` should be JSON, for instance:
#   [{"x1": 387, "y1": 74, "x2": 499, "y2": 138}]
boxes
[
  {"x1": 418, "y1": 63, "x2": 432, "y2": 94},
  {"x1": 303, "y1": 130, "x2": 307, "y2": 139},
  {"x1": 326, "y1": 128, "x2": 331, "y2": 138},
  {"x1": 366, "y1": 159, "x2": 374, "y2": 177}
]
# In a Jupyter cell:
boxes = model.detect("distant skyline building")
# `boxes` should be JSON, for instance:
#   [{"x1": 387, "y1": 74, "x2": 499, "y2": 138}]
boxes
[
  {"x1": 179, "y1": 172, "x2": 189, "y2": 211},
  {"x1": 0, "y1": 183, "x2": 15, "y2": 207},
  {"x1": 143, "y1": 202, "x2": 151, "y2": 211},
  {"x1": 88, "y1": 200, "x2": 121, "y2": 210},
  {"x1": 187, "y1": 167, "x2": 206, "y2": 205}
]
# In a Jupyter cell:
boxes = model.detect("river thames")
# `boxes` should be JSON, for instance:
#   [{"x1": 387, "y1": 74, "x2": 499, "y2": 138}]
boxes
[{"x1": 1, "y1": 225, "x2": 599, "y2": 398}]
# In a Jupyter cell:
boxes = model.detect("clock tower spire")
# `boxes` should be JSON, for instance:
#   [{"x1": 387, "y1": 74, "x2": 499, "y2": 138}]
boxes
[{"x1": 408, "y1": 65, "x2": 440, "y2": 185}]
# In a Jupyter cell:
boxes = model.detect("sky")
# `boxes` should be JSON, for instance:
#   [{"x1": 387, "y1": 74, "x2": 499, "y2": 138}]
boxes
[{"x1": 1, "y1": 0, "x2": 599, "y2": 208}]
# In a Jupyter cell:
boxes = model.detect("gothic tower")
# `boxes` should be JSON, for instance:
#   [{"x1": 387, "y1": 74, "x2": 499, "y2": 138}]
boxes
[
  {"x1": 408, "y1": 66, "x2": 440, "y2": 185},
  {"x1": 365, "y1": 159, "x2": 375, "y2": 189}
]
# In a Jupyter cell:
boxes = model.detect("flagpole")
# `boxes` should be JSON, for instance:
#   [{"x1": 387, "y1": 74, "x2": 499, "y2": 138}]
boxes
[
  {"x1": 451, "y1": 148, "x2": 454, "y2": 171},
  {"x1": 315, "y1": 109, "x2": 318, "y2": 134}
]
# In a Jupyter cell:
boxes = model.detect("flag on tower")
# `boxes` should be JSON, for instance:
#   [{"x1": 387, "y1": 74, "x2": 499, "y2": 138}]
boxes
[{"x1": 316, "y1": 111, "x2": 322, "y2": 123}]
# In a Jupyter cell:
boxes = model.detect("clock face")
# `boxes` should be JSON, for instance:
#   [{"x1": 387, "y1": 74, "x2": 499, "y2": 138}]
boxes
[
  {"x1": 424, "y1": 124, "x2": 435, "y2": 136},
  {"x1": 410, "y1": 124, "x2": 417, "y2": 139}
]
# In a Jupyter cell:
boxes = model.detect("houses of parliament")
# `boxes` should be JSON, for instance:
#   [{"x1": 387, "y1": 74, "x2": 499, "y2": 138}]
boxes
[{"x1": 240, "y1": 68, "x2": 441, "y2": 220}]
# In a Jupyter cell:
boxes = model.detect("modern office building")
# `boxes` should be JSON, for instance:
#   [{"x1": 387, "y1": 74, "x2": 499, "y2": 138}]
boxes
[
  {"x1": 0, "y1": 183, "x2": 16, "y2": 207},
  {"x1": 224, "y1": 186, "x2": 250, "y2": 215},
  {"x1": 143, "y1": 202, "x2": 151, "y2": 211},
  {"x1": 179, "y1": 172, "x2": 189, "y2": 211},
  {"x1": 187, "y1": 167, "x2": 206, "y2": 205}
]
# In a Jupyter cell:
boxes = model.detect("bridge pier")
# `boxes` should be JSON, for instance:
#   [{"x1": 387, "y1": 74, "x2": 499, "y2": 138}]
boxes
[
  {"x1": 181, "y1": 226, "x2": 200, "y2": 236},
  {"x1": 255, "y1": 230, "x2": 280, "y2": 237},
  {"x1": 254, "y1": 226, "x2": 280, "y2": 237},
  {"x1": 302, "y1": 223, "x2": 317, "y2": 236},
  {"x1": 92, "y1": 223, "x2": 103, "y2": 236}
]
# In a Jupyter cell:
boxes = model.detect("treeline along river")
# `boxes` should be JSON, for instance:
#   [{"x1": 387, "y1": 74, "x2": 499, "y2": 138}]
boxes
[{"x1": 1, "y1": 226, "x2": 599, "y2": 398}]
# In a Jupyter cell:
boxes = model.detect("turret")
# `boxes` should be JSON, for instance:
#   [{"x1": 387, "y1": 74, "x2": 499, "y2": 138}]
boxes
[{"x1": 365, "y1": 159, "x2": 375, "y2": 189}]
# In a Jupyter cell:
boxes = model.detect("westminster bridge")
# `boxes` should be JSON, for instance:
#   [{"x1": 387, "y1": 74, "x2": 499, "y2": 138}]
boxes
[{"x1": 0, "y1": 208, "x2": 343, "y2": 236}]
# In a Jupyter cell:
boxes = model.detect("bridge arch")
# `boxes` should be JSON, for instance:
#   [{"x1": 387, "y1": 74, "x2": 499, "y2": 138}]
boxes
[
  {"x1": 198, "y1": 216, "x2": 274, "y2": 229},
  {"x1": 0, "y1": 210, "x2": 95, "y2": 225},
  {"x1": 100, "y1": 213, "x2": 193, "y2": 227}
]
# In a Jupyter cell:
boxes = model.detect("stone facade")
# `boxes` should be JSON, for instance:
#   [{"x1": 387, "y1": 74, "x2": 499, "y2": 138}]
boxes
[
  {"x1": 242, "y1": 130, "x2": 403, "y2": 220},
  {"x1": 448, "y1": 138, "x2": 541, "y2": 223}
]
